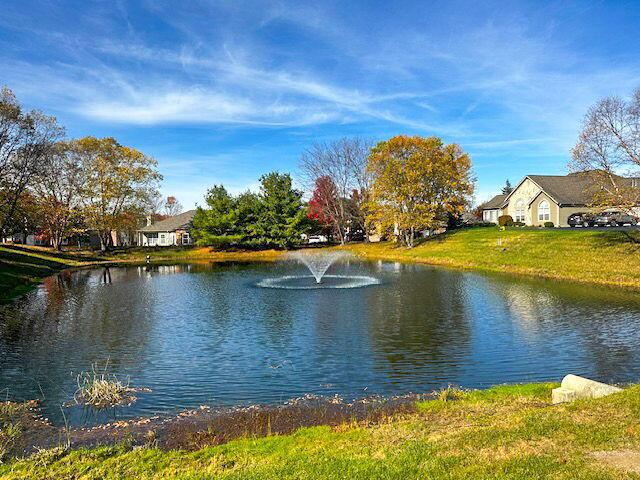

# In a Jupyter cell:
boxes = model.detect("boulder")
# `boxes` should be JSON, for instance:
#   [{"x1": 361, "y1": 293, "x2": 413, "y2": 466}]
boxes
[{"x1": 552, "y1": 374, "x2": 622, "y2": 404}]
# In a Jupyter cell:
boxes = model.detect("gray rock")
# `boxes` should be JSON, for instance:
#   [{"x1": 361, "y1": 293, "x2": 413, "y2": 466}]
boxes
[{"x1": 552, "y1": 374, "x2": 622, "y2": 404}]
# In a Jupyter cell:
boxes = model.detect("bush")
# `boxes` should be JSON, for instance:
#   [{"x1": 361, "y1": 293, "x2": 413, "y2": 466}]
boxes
[
  {"x1": 514, "y1": 221, "x2": 525, "y2": 227},
  {"x1": 544, "y1": 222, "x2": 554, "y2": 228},
  {"x1": 498, "y1": 215, "x2": 514, "y2": 227}
]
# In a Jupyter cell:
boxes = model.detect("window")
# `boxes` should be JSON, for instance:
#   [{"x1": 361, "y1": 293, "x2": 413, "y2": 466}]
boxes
[
  {"x1": 538, "y1": 200, "x2": 550, "y2": 222},
  {"x1": 182, "y1": 232, "x2": 191, "y2": 245},
  {"x1": 515, "y1": 199, "x2": 525, "y2": 223},
  {"x1": 159, "y1": 233, "x2": 167, "y2": 245}
]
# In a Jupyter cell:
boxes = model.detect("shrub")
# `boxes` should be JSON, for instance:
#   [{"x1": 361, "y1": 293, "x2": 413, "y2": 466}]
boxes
[
  {"x1": 544, "y1": 222, "x2": 554, "y2": 228},
  {"x1": 514, "y1": 221, "x2": 525, "y2": 227},
  {"x1": 498, "y1": 215, "x2": 514, "y2": 227}
]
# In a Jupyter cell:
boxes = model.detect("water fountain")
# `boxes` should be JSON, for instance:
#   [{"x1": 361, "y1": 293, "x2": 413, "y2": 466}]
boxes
[
  {"x1": 288, "y1": 251, "x2": 350, "y2": 284},
  {"x1": 257, "y1": 250, "x2": 380, "y2": 289}
]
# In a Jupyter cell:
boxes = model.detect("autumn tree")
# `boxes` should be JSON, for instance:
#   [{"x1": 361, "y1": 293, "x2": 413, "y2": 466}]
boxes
[
  {"x1": 33, "y1": 141, "x2": 85, "y2": 250},
  {"x1": 0, "y1": 87, "x2": 63, "y2": 235},
  {"x1": 307, "y1": 175, "x2": 339, "y2": 232},
  {"x1": 74, "y1": 137, "x2": 161, "y2": 250},
  {"x1": 571, "y1": 86, "x2": 640, "y2": 212},
  {"x1": 366, "y1": 135, "x2": 474, "y2": 247},
  {"x1": 300, "y1": 137, "x2": 372, "y2": 244}
]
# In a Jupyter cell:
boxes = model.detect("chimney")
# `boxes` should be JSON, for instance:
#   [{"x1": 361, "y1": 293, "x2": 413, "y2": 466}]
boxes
[{"x1": 146, "y1": 215, "x2": 152, "y2": 226}]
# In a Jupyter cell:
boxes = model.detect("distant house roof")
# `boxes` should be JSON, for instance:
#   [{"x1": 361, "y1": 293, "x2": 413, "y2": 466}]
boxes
[
  {"x1": 138, "y1": 210, "x2": 196, "y2": 232},
  {"x1": 482, "y1": 194, "x2": 508, "y2": 210},
  {"x1": 494, "y1": 172, "x2": 640, "y2": 208}
]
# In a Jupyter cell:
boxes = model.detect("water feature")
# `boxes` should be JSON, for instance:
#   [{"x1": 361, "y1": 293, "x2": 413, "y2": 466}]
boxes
[
  {"x1": 288, "y1": 250, "x2": 351, "y2": 283},
  {"x1": 2, "y1": 260, "x2": 640, "y2": 426},
  {"x1": 257, "y1": 250, "x2": 379, "y2": 289}
]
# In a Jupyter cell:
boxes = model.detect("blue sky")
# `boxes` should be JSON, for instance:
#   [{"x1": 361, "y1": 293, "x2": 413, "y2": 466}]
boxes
[{"x1": 2, "y1": 0, "x2": 640, "y2": 207}]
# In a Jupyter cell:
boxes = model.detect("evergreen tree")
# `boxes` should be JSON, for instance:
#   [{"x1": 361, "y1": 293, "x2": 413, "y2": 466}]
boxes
[
  {"x1": 253, "y1": 172, "x2": 307, "y2": 248},
  {"x1": 501, "y1": 179, "x2": 513, "y2": 195}
]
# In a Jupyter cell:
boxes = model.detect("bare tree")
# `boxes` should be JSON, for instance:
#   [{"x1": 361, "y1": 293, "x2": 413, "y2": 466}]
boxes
[
  {"x1": 164, "y1": 196, "x2": 183, "y2": 216},
  {"x1": 0, "y1": 87, "x2": 64, "y2": 234},
  {"x1": 300, "y1": 137, "x2": 372, "y2": 244},
  {"x1": 571, "y1": 87, "x2": 640, "y2": 212}
]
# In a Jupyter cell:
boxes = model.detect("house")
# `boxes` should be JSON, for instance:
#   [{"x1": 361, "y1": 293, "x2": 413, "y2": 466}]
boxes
[
  {"x1": 481, "y1": 173, "x2": 638, "y2": 227},
  {"x1": 137, "y1": 210, "x2": 196, "y2": 246},
  {"x1": 481, "y1": 194, "x2": 508, "y2": 224}
]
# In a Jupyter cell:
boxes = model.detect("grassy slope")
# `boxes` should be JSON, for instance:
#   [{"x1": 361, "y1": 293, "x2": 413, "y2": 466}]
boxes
[
  {"x1": 0, "y1": 246, "x2": 97, "y2": 303},
  {"x1": 3, "y1": 383, "x2": 640, "y2": 479},
  {"x1": 343, "y1": 227, "x2": 640, "y2": 290}
]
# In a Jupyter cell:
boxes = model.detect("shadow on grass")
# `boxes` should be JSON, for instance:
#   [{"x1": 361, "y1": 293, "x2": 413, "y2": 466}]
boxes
[{"x1": 2, "y1": 245, "x2": 105, "y2": 262}]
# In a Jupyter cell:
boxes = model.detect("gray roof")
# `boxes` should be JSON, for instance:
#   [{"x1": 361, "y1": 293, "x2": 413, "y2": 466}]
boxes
[
  {"x1": 487, "y1": 172, "x2": 640, "y2": 209},
  {"x1": 482, "y1": 194, "x2": 508, "y2": 210},
  {"x1": 138, "y1": 210, "x2": 196, "y2": 232},
  {"x1": 526, "y1": 174, "x2": 594, "y2": 206}
]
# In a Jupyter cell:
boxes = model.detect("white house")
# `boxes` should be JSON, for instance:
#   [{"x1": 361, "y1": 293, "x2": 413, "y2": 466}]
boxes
[{"x1": 137, "y1": 210, "x2": 196, "y2": 247}]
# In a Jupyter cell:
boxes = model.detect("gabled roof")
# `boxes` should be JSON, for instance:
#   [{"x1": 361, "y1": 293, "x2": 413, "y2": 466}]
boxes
[
  {"x1": 526, "y1": 174, "x2": 594, "y2": 206},
  {"x1": 498, "y1": 172, "x2": 640, "y2": 208},
  {"x1": 482, "y1": 194, "x2": 508, "y2": 210},
  {"x1": 138, "y1": 210, "x2": 196, "y2": 232}
]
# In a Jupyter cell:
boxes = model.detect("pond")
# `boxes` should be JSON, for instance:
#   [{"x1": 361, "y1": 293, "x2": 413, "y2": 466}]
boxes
[{"x1": 1, "y1": 258, "x2": 640, "y2": 425}]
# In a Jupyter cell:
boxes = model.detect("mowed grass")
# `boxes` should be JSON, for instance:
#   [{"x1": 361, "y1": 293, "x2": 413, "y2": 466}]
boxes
[
  {"x1": 343, "y1": 227, "x2": 640, "y2": 290},
  {"x1": 4, "y1": 383, "x2": 640, "y2": 478},
  {"x1": 0, "y1": 246, "x2": 96, "y2": 303}
]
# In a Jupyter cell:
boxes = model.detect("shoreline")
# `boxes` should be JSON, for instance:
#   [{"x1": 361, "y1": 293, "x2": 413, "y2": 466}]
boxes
[{"x1": 5, "y1": 382, "x2": 640, "y2": 478}]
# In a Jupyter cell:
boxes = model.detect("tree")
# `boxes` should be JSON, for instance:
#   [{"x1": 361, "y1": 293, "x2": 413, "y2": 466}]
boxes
[
  {"x1": 191, "y1": 185, "x2": 243, "y2": 246},
  {"x1": 192, "y1": 174, "x2": 308, "y2": 249},
  {"x1": 74, "y1": 137, "x2": 161, "y2": 250},
  {"x1": 0, "y1": 87, "x2": 63, "y2": 234},
  {"x1": 501, "y1": 179, "x2": 513, "y2": 195},
  {"x1": 164, "y1": 196, "x2": 183, "y2": 216},
  {"x1": 307, "y1": 175, "x2": 339, "y2": 230},
  {"x1": 571, "y1": 86, "x2": 640, "y2": 212},
  {"x1": 253, "y1": 172, "x2": 307, "y2": 248},
  {"x1": 366, "y1": 135, "x2": 474, "y2": 248},
  {"x1": 33, "y1": 141, "x2": 85, "y2": 250},
  {"x1": 300, "y1": 137, "x2": 372, "y2": 244}
]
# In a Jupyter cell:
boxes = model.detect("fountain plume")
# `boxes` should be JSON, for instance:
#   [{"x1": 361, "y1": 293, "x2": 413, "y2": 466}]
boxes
[{"x1": 287, "y1": 251, "x2": 351, "y2": 283}]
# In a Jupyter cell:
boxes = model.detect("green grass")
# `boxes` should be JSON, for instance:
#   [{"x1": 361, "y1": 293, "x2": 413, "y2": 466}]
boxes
[
  {"x1": 4, "y1": 383, "x2": 640, "y2": 478},
  {"x1": 0, "y1": 246, "x2": 91, "y2": 303},
  {"x1": 343, "y1": 226, "x2": 640, "y2": 290}
]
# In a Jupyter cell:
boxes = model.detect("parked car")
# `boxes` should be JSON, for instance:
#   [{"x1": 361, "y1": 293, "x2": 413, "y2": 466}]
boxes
[
  {"x1": 567, "y1": 212, "x2": 594, "y2": 227},
  {"x1": 307, "y1": 234, "x2": 329, "y2": 244},
  {"x1": 592, "y1": 211, "x2": 638, "y2": 227}
]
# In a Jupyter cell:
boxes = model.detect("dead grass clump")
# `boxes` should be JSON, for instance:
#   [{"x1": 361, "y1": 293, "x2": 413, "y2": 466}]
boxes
[
  {"x1": 74, "y1": 362, "x2": 137, "y2": 409},
  {"x1": 436, "y1": 386, "x2": 467, "y2": 402}
]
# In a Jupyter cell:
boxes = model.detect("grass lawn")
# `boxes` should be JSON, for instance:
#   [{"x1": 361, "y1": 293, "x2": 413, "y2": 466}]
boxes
[
  {"x1": 343, "y1": 226, "x2": 640, "y2": 290},
  {"x1": 3, "y1": 383, "x2": 640, "y2": 478}
]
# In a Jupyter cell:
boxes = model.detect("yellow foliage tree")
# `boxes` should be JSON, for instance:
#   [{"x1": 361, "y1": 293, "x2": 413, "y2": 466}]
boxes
[
  {"x1": 73, "y1": 137, "x2": 161, "y2": 250},
  {"x1": 366, "y1": 135, "x2": 473, "y2": 247}
]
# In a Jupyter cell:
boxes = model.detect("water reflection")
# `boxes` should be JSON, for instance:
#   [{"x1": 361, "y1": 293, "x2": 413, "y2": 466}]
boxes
[{"x1": 1, "y1": 260, "x2": 640, "y2": 425}]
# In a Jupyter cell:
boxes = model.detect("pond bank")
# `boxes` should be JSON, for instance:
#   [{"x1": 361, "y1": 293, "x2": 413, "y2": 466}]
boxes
[
  {"x1": 4, "y1": 226, "x2": 640, "y2": 303},
  {"x1": 341, "y1": 227, "x2": 640, "y2": 291},
  {"x1": 4, "y1": 382, "x2": 640, "y2": 479}
]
